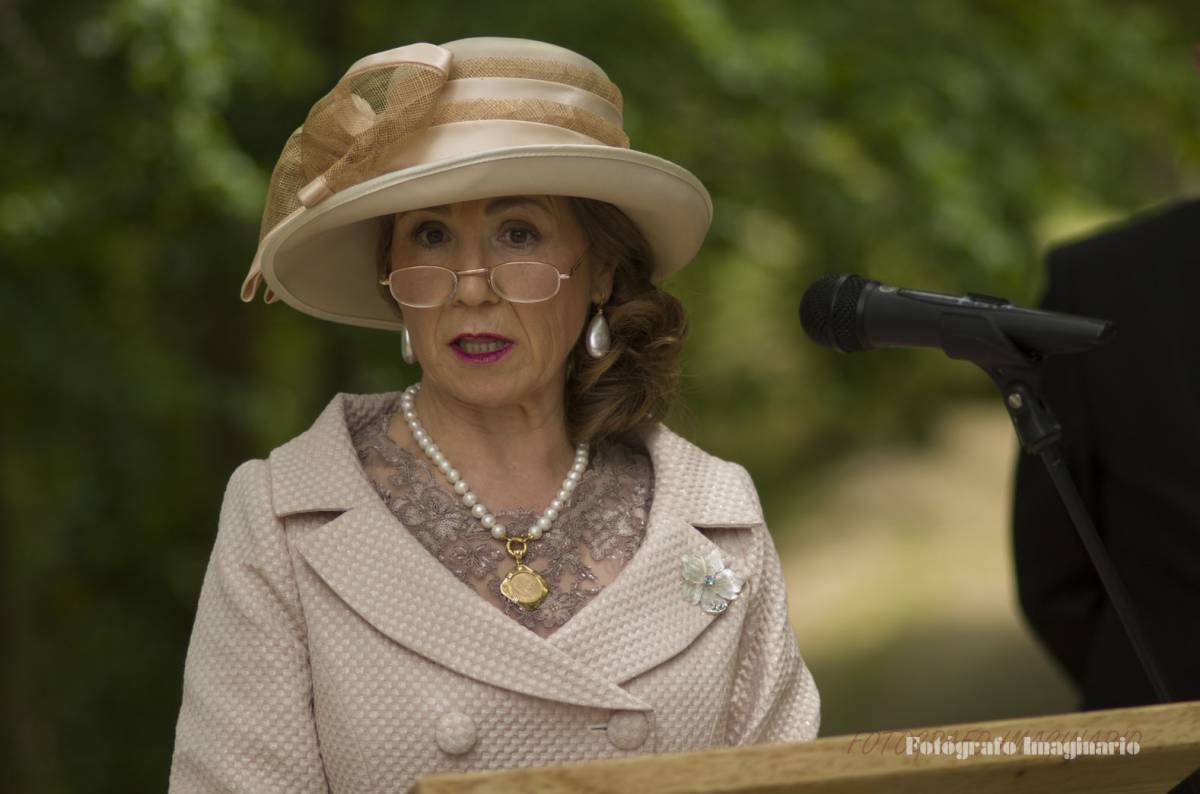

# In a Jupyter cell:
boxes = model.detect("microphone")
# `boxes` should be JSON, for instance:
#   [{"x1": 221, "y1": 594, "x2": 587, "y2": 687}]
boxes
[{"x1": 799, "y1": 274, "x2": 1115, "y2": 360}]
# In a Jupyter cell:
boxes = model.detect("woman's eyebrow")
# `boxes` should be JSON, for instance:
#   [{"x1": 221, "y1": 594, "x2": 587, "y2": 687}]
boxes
[
  {"x1": 396, "y1": 196, "x2": 550, "y2": 221},
  {"x1": 484, "y1": 196, "x2": 551, "y2": 215},
  {"x1": 400, "y1": 204, "x2": 449, "y2": 218}
]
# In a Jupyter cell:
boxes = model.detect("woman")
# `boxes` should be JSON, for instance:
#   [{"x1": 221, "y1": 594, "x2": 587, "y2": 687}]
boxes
[{"x1": 170, "y1": 36, "x2": 819, "y2": 793}]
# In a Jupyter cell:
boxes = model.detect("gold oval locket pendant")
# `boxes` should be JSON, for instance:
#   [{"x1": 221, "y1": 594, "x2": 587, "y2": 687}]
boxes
[
  {"x1": 499, "y1": 536, "x2": 549, "y2": 612},
  {"x1": 500, "y1": 562, "x2": 550, "y2": 611}
]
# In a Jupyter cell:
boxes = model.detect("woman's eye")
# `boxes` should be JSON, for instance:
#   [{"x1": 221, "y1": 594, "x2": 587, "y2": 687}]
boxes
[
  {"x1": 412, "y1": 223, "x2": 447, "y2": 247},
  {"x1": 504, "y1": 225, "x2": 538, "y2": 246}
]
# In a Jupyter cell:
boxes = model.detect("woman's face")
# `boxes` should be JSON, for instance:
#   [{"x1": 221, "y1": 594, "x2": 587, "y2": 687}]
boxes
[{"x1": 388, "y1": 195, "x2": 609, "y2": 411}]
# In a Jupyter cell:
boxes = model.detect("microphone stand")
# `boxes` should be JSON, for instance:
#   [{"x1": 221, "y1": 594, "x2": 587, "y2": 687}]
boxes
[
  {"x1": 938, "y1": 313, "x2": 1177, "y2": 705},
  {"x1": 940, "y1": 311, "x2": 1200, "y2": 794}
]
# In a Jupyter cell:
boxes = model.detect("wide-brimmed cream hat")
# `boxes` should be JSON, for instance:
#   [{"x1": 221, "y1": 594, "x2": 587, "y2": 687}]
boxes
[{"x1": 240, "y1": 36, "x2": 713, "y2": 331}]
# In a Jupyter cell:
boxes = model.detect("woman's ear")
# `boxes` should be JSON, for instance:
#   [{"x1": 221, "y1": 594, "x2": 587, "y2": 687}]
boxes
[{"x1": 589, "y1": 257, "x2": 616, "y2": 304}]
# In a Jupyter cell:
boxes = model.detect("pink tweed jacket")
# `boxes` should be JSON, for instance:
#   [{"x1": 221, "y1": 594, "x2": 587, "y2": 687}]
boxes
[{"x1": 169, "y1": 391, "x2": 820, "y2": 792}]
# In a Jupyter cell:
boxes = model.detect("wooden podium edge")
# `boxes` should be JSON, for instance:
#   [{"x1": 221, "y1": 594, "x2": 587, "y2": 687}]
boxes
[{"x1": 413, "y1": 700, "x2": 1200, "y2": 793}]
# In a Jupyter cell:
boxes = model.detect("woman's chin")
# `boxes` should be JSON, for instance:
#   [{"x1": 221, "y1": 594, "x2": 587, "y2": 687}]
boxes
[{"x1": 425, "y1": 368, "x2": 562, "y2": 411}]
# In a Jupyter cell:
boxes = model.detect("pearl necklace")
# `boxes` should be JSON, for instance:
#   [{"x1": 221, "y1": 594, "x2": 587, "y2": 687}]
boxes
[{"x1": 398, "y1": 382, "x2": 589, "y2": 611}]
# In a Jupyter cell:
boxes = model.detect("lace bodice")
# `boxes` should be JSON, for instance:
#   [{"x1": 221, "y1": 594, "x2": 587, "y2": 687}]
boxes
[{"x1": 351, "y1": 407, "x2": 655, "y2": 638}]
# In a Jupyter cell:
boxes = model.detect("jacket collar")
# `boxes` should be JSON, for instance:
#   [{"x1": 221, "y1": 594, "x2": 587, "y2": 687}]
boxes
[{"x1": 270, "y1": 391, "x2": 766, "y2": 712}]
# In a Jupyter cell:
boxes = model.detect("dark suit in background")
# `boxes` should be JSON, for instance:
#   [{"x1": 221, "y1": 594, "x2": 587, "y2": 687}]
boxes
[{"x1": 1012, "y1": 198, "x2": 1200, "y2": 715}]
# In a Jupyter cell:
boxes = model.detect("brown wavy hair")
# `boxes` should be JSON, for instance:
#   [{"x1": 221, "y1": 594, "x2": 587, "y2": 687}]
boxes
[{"x1": 375, "y1": 197, "x2": 688, "y2": 445}]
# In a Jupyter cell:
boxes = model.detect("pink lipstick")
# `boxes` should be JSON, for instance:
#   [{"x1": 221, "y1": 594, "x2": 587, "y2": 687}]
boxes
[{"x1": 449, "y1": 333, "x2": 514, "y2": 364}]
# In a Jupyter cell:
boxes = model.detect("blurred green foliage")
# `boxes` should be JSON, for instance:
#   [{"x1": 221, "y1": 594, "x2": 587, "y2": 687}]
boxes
[{"x1": 2, "y1": 0, "x2": 1198, "y2": 789}]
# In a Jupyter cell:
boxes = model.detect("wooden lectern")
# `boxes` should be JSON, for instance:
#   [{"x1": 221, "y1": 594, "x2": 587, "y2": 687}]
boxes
[{"x1": 412, "y1": 701, "x2": 1200, "y2": 793}]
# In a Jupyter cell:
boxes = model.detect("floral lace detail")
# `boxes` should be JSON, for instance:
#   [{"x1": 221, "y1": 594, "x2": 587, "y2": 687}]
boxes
[{"x1": 351, "y1": 406, "x2": 654, "y2": 637}]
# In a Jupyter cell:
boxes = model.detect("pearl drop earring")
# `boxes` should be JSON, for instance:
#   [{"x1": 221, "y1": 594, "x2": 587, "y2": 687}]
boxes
[
  {"x1": 401, "y1": 323, "x2": 415, "y2": 364},
  {"x1": 585, "y1": 303, "x2": 610, "y2": 358}
]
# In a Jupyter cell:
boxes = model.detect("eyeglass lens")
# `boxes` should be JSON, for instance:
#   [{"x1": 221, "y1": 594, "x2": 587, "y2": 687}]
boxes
[{"x1": 389, "y1": 262, "x2": 564, "y2": 307}]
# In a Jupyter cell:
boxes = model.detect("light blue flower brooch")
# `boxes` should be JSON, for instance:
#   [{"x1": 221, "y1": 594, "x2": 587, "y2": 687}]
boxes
[{"x1": 681, "y1": 548, "x2": 745, "y2": 614}]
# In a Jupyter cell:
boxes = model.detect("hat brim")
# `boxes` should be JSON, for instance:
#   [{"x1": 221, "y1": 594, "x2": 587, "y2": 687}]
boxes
[{"x1": 255, "y1": 144, "x2": 713, "y2": 331}]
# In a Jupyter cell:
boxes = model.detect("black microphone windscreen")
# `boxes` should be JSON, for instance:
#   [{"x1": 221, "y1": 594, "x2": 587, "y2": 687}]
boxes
[{"x1": 799, "y1": 274, "x2": 870, "y2": 352}]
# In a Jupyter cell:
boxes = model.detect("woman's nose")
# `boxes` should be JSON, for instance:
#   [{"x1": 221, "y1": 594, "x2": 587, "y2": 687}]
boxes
[{"x1": 452, "y1": 266, "x2": 500, "y2": 307}]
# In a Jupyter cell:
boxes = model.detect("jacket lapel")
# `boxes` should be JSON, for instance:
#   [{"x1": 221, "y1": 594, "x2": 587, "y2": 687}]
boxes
[
  {"x1": 271, "y1": 392, "x2": 765, "y2": 712},
  {"x1": 545, "y1": 424, "x2": 766, "y2": 684}
]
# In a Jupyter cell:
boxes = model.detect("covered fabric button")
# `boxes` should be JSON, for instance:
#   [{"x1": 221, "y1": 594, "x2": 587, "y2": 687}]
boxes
[
  {"x1": 606, "y1": 710, "x2": 650, "y2": 750},
  {"x1": 434, "y1": 711, "x2": 477, "y2": 755}
]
